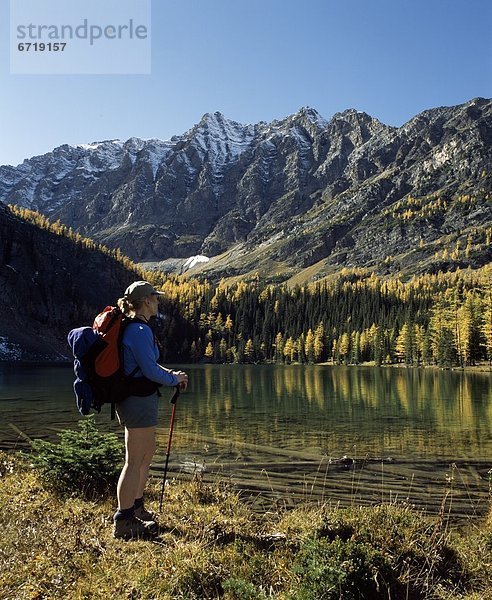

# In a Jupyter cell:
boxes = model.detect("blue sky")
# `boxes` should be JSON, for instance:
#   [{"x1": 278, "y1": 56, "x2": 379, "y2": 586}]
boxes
[{"x1": 1, "y1": 0, "x2": 491, "y2": 166}]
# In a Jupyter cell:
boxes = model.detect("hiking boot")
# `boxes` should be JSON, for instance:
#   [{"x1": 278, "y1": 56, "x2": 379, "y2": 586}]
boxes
[
  {"x1": 134, "y1": 504, "x2": 158, "y2": 524},
  {"x1": 113, "y1": 515, "x2": 157, "y2": 540}
]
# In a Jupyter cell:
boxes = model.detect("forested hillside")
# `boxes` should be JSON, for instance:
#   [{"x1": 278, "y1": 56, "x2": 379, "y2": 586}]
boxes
[
  {"x1": 156, "y1": 267, "x2": 492, "y2": 368},
  {"x1": 0, "y1": 205, "x2": 142, "y2": 359},
  {"x1": 4, "y1": 205, "x2": 491, "y2": 367}
]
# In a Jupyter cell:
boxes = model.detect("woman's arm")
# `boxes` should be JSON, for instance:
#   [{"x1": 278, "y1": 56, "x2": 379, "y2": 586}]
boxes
[{"x1": 123, "y1": 323, "x2": 180, "y2": 386}]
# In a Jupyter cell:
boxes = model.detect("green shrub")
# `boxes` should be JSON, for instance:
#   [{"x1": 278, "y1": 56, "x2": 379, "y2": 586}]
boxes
[
  {"x1": 29, "y1": 417, "x2": 122, "y2": 498},
  {"x1": 223, "y1": 577, "x2": 268, "y2": 600},
  {"x1": 291, "y1": 536, "x2": 395, "y2": 600}
]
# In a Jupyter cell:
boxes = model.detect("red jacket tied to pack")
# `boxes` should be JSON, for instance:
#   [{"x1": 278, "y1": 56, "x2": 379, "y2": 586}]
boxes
[{"x1": 92, "y1": 306, "x2": 124, "y2": 377}]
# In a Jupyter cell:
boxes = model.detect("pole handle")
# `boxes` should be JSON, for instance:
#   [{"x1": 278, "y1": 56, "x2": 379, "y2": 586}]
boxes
[{"x1": 170, "y1": 384, "x2": 180, "y2": 404}]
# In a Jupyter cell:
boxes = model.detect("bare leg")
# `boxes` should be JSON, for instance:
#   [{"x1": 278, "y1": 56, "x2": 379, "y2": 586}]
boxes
[
  {"x1": 137, "y1": 431, "x2": 157, "y2": 499},
  {"x1": 117, "y1": 426, "x2": 156, "y2": 510}
]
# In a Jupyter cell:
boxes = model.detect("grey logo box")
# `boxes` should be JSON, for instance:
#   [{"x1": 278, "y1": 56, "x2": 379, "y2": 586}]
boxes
[{"x1": 10, "y1": 0, "x2": 151, "y2": 75}]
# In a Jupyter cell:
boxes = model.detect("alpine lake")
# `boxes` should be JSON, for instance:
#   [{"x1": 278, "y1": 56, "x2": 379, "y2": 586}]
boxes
[{"x1": 1, "y1": 363, "x2": 491, "y2": 521}]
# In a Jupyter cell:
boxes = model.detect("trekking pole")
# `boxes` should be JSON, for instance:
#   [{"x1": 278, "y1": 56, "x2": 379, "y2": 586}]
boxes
[{"x1": 159, "y1": 384, "x2": 180, "y2": 511}]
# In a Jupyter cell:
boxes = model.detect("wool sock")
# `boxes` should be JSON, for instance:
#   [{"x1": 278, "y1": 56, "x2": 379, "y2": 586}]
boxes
[{"x1": 134, "y1": 496, "x2": 144, "y2": 509}]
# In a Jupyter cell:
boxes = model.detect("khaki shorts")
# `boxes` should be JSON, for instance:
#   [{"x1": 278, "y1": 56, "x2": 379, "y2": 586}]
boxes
[{"x1": 116, "y1": 393, "x2": 159, "y2": 429}]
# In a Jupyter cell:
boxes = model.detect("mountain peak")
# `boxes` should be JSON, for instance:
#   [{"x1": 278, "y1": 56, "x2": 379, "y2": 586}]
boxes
[
  {"x1": 293, "y1": 106, "x2": 327, "y2": 127},
  {"x1": 199, "y1": 111, "x2": 227, "y2": 125},
  {"x1": 189, "y1": 112, "x2": 256, "y2": 158},
  {"x1": 197, "y1": 111, "x2": 251, "y2": 131},
  {"x1": 332, "y1": 108, "x2": 373, "y2": 122}
]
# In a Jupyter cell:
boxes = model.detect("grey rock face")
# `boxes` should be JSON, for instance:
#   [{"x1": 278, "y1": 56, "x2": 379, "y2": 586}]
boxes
[{"x1": 1, "y1": 98, "x2": 491, "y2": 279}]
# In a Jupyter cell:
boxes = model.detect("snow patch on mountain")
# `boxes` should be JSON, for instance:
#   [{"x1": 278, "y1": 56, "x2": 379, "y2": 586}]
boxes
[
  {"x1": 290, "y1": 125, "x2": 313, "y2": 169},
  {"x1": 182, "y1": 255, "x2": 210, "y2": 271},
  {"x1": 184, "y1": 113, "x2": 257, "y2": 195},
  {"x1": 191, "y1": 113, "x2": 256, "y2": 165},
  {"x1": 140, "y1": 140, "x2": 175, "y2": 179},
  {"x1": 78, "y1": 140, "x2": 122, "y2": 151},
  {"x1": 76, "y1": 139, "x2": 127, "y2": 170},
  {"x1": 294, "y1": 106, "x2": 329, "y2": 129},
  {"x1": 0, "y1": 336, "x2": 23, "y2": 360}
]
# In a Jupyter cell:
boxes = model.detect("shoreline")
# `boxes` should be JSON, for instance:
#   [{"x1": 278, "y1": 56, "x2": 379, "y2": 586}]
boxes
[{"x1": 1, "y1": 358, "x2": 491, "y2": 372}]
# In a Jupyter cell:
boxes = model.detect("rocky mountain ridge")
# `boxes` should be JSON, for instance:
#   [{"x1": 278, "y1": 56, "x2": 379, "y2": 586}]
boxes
[{"x1": 1, "y1": 98, "x2": 491, "y2": 281}]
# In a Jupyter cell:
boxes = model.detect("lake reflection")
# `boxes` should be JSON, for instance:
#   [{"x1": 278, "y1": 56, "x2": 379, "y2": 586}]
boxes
[
  {"x1": 174, "y1": 365, "x2": 492, "y2": 459},
  {"x1": 1, "y1": 364, "x2": 491, "y2": 518}
]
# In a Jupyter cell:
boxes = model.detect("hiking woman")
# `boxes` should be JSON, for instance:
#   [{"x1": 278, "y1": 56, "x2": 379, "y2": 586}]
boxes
[{"x1": 113, "y1": 280, "x2": 188, "y2": 540}]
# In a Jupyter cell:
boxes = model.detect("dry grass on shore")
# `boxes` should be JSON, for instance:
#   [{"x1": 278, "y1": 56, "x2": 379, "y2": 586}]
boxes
[{"x1": 1, "y1": 452, "x2": 491, "y2": 600}]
